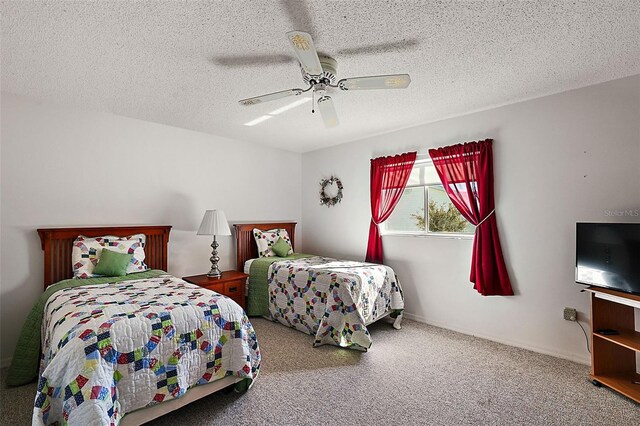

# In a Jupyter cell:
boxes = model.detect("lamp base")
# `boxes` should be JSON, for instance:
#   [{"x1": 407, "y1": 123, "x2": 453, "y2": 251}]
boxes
[
  {"x1": 206, "y1": 268, "x2": 222, "y2": 278},
  {"x1": 207, "y1": 236, "x2": 222, "y2": 278}
]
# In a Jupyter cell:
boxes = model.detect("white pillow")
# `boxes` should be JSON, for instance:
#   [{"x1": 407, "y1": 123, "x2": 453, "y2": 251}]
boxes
[
  {"x1": 72, "y1": 234, "x2": 148, "y2": 278},
  {"x1": 252, "y1": 228, "x2": 293, "y2": 257}
]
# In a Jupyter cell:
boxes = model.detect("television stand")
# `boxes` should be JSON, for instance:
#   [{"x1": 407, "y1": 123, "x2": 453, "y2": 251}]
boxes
[{"x1": 586, "y1": 287, "x2": 640, "y2": 403}]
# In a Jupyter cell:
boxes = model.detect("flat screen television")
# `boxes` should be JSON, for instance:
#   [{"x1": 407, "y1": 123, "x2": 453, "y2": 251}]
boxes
[{"x1": 576, "y1": 222, "x2": 640, "y2": 295}]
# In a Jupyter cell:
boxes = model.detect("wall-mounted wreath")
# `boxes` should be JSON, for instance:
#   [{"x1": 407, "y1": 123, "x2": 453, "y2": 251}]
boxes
[{"x1": 319, "y1": 176, "x2": 344, "y2": 207}]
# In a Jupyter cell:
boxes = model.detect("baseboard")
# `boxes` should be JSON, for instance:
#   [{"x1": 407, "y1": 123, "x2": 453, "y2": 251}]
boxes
[{"x1": 403, "y1": 312, "x2": 591, "y2": 366}]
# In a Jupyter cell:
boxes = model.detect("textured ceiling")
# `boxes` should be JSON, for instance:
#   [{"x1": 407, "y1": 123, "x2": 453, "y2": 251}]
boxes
[{"x1": 2, "y1": 1, "x2": 639, "y2": 153}]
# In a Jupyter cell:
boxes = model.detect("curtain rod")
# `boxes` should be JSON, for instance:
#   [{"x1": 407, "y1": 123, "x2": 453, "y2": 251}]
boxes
[
  {"x1": 379, "y1": 155, "x2": 431, "y2": 166},
  {"x1": 375, "y1": 152, "x2": 432, "y2": 164}
]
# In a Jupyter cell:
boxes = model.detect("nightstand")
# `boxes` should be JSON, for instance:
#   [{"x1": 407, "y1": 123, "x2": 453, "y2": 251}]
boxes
[{"x1": 182, "y1": 271, "x2": 248, "y2": 309}]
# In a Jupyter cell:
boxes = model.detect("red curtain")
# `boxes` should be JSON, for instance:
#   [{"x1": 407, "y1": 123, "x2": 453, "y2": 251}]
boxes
[
  {"x1": 429, "y1": 139, "x2": 513, "y2": 296},
  {"x1": 365, "y1": 152, "x2": 417, "y2": 263}
]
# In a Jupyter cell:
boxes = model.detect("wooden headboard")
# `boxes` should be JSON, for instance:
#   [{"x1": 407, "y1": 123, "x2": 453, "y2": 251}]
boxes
[
  {"x1": 234, "y1": 222, "x2": 297, "y2": 272},
  {"x1": 37, "y1": 225, "x2": 172, "y2": 289}
]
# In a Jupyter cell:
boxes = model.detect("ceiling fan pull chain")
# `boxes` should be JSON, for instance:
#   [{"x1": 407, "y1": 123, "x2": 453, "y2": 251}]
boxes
[{"x1": 312, "y1": 91, "x2": 315, "y2": 113}]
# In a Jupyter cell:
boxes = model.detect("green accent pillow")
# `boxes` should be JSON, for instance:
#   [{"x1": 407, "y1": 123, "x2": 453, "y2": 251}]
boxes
[
  {"x1": 93, "y1": 249, "x2": 133, "y2": 277},
  {"x1": 272, "y1": 237, "x2": 292, "y2": 257}
]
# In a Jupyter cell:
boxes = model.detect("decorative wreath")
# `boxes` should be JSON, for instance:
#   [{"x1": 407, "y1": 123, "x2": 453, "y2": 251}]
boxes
[{"x1": 319, "y1": 176, "x2": 344, "y2": 207}]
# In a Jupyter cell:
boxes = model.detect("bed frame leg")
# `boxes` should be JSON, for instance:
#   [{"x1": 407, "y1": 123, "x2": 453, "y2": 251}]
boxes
[{"x1": 393, "y1": 311, "x2": 403, "y2": 330}]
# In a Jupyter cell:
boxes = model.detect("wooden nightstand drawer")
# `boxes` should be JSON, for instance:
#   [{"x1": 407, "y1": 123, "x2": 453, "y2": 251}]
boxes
[
  {"x1": 182, "y1": 271, "x2": 248, "y2": 309},
  {"x1": 203, "y1": 282, "x2": 225, "y2": 294},
  {"x1": 224, "y1": 281, "x2": 243, "y2": 296},
  {"x1": 224, "y1": 281, "x2": 245, "y2": 306}
]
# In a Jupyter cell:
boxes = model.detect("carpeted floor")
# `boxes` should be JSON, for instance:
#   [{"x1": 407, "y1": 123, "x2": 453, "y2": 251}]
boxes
[{"x1": 2, "y1": 318, "x2": 638, "y2": 425}]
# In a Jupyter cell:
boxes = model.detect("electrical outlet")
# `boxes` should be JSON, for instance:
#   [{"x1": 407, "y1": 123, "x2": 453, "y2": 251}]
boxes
[{"x1": 564, "y1": 307, "x2": 577, "y2": 321}]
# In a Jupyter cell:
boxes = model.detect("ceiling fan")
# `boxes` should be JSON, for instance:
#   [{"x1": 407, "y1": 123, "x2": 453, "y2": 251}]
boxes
[{"x1": 239, "y1": 31, "x2": 411, "y2": 128}]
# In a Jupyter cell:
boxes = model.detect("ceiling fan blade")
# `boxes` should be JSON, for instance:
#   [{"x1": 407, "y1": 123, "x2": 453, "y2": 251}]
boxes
[
  {"x1": 286, "y1": 31, "x2": 323, "y2": 75},
  {"x1": 239, "y1": 88, "x2": 303, "y2": 106},
  {"x1": 338, "y1": 74, "x2": 411, "y2": 91},
  {"x1": 317, "y1": 96, "x2": 339, "y2": 128}
]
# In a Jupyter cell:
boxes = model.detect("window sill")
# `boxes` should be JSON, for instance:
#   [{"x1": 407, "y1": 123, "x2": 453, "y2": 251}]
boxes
[{"x1": 381, "y1": 232, "x2": 474, "y2": 240}]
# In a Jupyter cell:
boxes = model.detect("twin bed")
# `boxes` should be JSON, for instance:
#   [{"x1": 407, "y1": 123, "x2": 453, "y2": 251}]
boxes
[
  {"x1": 12, "y1": 222, "x2": 404, "y2": 425},
  {"x1": 235, "y1": 223, "x2": 404, "y2": 350},
  {"x1": 13, "y1": 226, "x2": 259, "y2": 426}
]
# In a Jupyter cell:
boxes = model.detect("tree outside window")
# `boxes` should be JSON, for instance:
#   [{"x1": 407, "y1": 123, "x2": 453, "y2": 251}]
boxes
[{"x1": 384, "y1": 163, "x2": 474, "y2": 236}]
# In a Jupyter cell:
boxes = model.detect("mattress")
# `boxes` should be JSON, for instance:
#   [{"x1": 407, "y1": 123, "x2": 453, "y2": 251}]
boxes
[{"x1": 243, "y1": 258, "x2": 256, "y2": 275}]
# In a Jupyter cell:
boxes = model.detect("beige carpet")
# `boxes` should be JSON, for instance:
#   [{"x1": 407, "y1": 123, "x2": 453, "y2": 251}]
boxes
[{"x1": 2, "y1": 318, "x2": 638, "y2": 425}]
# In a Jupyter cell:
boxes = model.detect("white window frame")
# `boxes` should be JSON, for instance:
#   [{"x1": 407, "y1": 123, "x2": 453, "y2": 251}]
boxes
[{"x1": 381, "y1": 159, "x2": 475, "y2": 239}]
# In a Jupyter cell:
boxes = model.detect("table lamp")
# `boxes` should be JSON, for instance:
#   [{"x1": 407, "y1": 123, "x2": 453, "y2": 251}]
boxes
[{"x1": 197, "y1": 209, "x2": 231, "y2": 277}]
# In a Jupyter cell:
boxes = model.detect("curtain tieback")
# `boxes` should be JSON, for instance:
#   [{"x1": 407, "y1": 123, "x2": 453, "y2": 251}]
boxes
[{"x1": 476, "y1": 210, "x2": 495, "y2": 228}]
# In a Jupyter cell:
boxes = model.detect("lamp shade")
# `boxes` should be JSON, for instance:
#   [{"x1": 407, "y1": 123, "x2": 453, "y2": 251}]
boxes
[{"x1": 197, "y1": 210, "x2": 231, "y2": 236}]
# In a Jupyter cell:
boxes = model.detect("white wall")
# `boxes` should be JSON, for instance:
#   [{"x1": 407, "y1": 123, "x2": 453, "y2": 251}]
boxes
[
  {"x1": 0, "y1": 93, "x2": 302, "y2": 365},
  {"x1": 300, "y1": 75, "x2": 640, "y2": 365}
]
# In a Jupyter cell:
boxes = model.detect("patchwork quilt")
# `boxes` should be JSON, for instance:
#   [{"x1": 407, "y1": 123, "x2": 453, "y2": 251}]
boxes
[
  {"x1": 266, "y1": 256, "x2": 404, "y2": 350},
  {"x1": 33, "y1": 275, "x2": 260, "y2": 425}
]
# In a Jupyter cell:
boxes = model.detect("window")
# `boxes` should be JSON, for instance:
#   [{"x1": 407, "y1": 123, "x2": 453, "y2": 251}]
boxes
[{"x1": 384, "y1": 161, "x2": 475, "y2": 236}]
